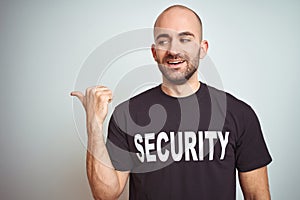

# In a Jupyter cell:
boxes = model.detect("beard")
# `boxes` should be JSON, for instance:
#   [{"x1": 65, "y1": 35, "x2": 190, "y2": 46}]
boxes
[{"x1": 157, "y1": 49, "x2": 200, "y2": 85}]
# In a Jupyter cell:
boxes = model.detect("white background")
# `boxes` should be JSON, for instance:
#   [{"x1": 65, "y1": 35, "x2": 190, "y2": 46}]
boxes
[{"x1": 0, "y1": 0, "x2": 299, "y2": 199}]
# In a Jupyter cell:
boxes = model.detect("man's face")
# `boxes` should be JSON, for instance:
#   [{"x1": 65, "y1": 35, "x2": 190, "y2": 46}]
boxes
[{"x1": 152, "y1": 8, "x2": 207, "y2": 85}]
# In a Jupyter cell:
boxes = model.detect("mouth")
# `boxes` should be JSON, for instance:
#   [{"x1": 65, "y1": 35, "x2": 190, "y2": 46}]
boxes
[{"x1": 166, "y1": 60, "x2": 186, "y2": 68}]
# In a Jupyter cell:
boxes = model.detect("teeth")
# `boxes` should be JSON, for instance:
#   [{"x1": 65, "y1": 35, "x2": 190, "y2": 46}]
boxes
[{"x1": 168, "y1": 60, "x2": 184, "y2": 64}]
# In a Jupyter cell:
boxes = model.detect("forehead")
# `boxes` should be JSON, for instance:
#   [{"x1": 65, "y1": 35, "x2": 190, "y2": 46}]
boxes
[{"x1": 154, "y1": 8, "x2": 201, "y2": 39}]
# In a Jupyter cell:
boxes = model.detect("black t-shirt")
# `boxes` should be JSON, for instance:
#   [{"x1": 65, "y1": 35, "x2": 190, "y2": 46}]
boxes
[{"x1": 106, "y1": 82, "x2": 272, "y2": 200}]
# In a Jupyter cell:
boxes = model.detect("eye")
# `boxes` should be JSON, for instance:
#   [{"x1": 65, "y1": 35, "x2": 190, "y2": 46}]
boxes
[
  {"x1": 180, "y1": 38, "x2": 191, "y2": 43},
  {"x1": 157, "y1": 39, "x2": 170, "y2": 46}
]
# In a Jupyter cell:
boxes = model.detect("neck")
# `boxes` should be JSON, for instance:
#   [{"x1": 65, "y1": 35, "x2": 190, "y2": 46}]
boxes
[{"x1": 161, "y1": 74, "x2": 200, "y2": 98}]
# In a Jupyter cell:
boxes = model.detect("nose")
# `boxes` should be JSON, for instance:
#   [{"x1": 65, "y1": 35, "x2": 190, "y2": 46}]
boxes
[{"x1": 167, "y1": 39, "x2": 181, "y2": 55}]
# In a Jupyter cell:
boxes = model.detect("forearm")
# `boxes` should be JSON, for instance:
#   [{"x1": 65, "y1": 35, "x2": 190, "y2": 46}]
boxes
[
  {"x1": 243, "y1": 186, "x2": 271, "y2": 200},
  {"x1": 242, "y1": 182, "x2": 271, "y2": 200},
  {"x1": 86, "y1": 123, "x2": 121, "y2": 200},
  {"x1": 239, "y1": 166, "x2": 271, "y2": 200},
  {"x1": 243, "y1": 192, "x2": 270, "y2": 200}
]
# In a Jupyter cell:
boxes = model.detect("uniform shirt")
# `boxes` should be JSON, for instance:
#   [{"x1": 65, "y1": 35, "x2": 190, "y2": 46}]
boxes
[{"x1": 106, "y1": 82, "x2": 272, "y2": 200}]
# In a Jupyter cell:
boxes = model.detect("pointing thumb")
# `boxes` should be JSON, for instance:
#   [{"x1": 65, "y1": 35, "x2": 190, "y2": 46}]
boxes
[{"x1": 70, "y1": 91, "x2": 84, "y2": 104}]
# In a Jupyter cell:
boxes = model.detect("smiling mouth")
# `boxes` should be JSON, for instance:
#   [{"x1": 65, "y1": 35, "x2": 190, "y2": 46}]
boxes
[{"x1": 166, "y1": 60, "x2": 186, "y2": 68}]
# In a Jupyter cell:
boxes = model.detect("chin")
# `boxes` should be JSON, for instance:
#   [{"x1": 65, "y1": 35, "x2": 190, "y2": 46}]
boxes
[{"x1": 168, "y1": 79, "x2": 188, "y2": 85}]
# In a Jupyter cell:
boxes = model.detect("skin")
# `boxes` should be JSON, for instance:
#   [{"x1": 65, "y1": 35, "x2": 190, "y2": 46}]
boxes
[
  {"x1": 71, "y1": 5, "x2": 271, "y2": 200},
  {"x1": 71, "y1": 86, "x2": 129, "y2": 200},
  {"x1": 152, "y1": 6, "x2": 208, "y2": 97},
  {"x1": 239, "y1": 166, "x2": 271, "y2": 199}
]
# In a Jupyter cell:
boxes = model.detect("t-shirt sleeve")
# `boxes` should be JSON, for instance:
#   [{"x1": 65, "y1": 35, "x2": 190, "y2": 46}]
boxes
[
  {"x1": 235, "y1": 105, "x2": 272, "y2": 172},
  {"x1": 106, "y1": 110, "x2": 133, "y2": 171}
]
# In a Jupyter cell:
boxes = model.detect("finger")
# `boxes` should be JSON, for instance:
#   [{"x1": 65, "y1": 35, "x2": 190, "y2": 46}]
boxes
[
  {"x1": 93, "y1": 87, "x2": 112, "y2": 96},
  {"x1": 70, "y1": 91, "x2": 84, "y2": 103},
  {"x1": 105, "y1": 93, "x2": 113, "y2": 103},
  {"x1": 96, "y1": 85, "x2": 107, "y2": 89},
  {"x1": 107, "y1": 92, "x2": 113, "y2": 102},
  {"x1": 94, "y1": 86, "x2": 111, "y2": 92},
  {"x1": 94, "y1": 91, "x2": 113, "y2": 102},
  {"x1": 106, "y1": 93, "x2": 113, "y2": 103}
]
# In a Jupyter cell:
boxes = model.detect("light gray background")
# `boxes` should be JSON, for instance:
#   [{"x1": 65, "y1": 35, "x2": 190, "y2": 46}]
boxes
[{"x1": 0, "y1": 0, "x2": 299, "y2": 199}]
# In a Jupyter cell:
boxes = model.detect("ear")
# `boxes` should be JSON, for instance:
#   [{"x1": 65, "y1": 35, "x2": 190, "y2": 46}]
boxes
[
  {"x1": 199, "y1": 40, "x2": 209, "y2": 59},
  {"x1": 151, "y1": 44, "x2": 157, "y2": 61}
]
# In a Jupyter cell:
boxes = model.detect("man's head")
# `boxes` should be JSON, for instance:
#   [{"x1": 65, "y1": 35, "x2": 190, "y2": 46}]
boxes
[{"x1": 151, "y1": 5, "x2": 208, "y2": 85}]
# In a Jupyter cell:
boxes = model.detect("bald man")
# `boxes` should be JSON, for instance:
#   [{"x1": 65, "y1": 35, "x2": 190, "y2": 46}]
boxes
[{"x1": 71, "y1": 5, "x2": 272, "y2": 200}]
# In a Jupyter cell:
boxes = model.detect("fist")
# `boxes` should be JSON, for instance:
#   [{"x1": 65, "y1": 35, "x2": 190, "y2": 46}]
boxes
[{"x1": 71, "y1": 86, "x2": 113, "y2": 125}]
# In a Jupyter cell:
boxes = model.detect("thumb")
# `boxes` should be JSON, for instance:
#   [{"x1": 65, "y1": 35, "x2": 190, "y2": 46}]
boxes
[{"x1": 70, "y1": 91, "x2": 84, "y2": 104}]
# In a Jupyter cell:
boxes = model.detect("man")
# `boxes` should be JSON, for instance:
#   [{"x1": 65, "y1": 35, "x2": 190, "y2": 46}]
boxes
[{"x1": 71, "y1": 5, "x2": 272, "y2": 200}]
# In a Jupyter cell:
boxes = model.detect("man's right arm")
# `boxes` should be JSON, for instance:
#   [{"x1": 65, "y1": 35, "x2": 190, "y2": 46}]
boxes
[
  {"x1": 86, "y1": 120, "x2": 129, "y2": 200},
  {"x1": 71, "y1": 86, "x2": 129, "y2": 200}
]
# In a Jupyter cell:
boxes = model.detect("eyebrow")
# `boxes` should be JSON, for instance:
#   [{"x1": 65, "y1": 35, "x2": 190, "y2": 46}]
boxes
[
  {"x1": 178, "y1": 31, "x2": 195, "y2": 38},
  {"x1": 155, "y1": 33, "x2": 170, "y2": 41},
  {"x1": 155, "y1": 31, "x2": 195, "y2": 41}
]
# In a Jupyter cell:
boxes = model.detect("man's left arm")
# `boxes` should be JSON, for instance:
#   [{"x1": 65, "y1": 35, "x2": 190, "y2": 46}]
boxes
[{"x1": 239, "y1": 166, "x2": 271, "y2": 200}]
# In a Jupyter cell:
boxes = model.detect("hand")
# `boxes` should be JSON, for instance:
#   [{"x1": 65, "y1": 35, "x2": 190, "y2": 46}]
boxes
[{"x1": 71, "y1": 86, "x2": 113, "y2": 125}]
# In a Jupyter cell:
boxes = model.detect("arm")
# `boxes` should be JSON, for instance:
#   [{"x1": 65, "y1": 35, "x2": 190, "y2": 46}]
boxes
[
  {"x1": 239, "y1": 166, "x2": 271, "y2": 200},
  {"x1": 86, "y1": 121, "x2": 129, "y2": 200},
  {"x1": 71, "y1": 86, "x2": 129, "y2": 200}
]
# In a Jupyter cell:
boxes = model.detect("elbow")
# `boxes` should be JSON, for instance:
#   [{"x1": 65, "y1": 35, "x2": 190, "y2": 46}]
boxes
[
  {"x1": 87, "y1": 167, "x2": 123, "y2": 200},
  {"x1": 93, "y1": 193, "x2": 120, "y2": 200},
  {"x1": 91, "y1": 182, "x2": 121, "y2": 200}
]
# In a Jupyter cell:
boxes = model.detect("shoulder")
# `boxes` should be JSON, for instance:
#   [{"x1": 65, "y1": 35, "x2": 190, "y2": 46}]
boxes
[
  {"x1": 204, "y1": 83, "x2": 257, "y2": 120},
  {"x1": 205, "y1": 84, "x2": 263, "y2": 145},
  {"x1": 112, "y1": 85, "x2": 161, "y2": 117},
  {"x1": 225, "y1": 91, "x2": 257, "y2": 120},
  {"x1": 110, "y1": 85, "x2": 162, "y2": 132},
  {"x1": 130, "y1": 85, "x2": 162, "y2": 102}
]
